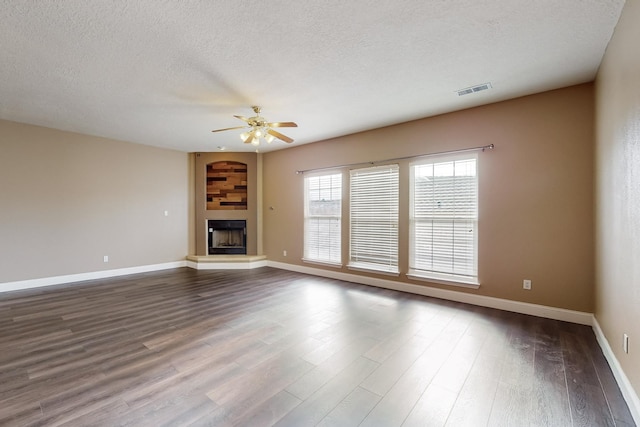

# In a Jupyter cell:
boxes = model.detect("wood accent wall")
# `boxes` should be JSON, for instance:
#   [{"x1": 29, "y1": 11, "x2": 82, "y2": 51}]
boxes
[{"x1": 206, "y1": 161, "x2": 247, "y2": 210}]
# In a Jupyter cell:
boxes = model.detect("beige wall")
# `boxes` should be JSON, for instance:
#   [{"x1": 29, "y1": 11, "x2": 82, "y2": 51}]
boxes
[
  {"x1": 194, "y1": 152, "x2": 259, "y2": 255},
  {"x1": 263, "y1": 84, "x2": 595, "y2": 312},
  {"x1": 0, "y1": 120, "x2": 190, "y2": 283},
  {"x1": 595, "y1": 0, "x2": 640, "y2": 402}
]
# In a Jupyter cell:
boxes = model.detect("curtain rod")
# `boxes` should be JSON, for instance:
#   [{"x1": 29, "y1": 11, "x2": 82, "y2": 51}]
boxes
[{"x1": 295, "y1": 143, "x2": 494, "y2": 174}]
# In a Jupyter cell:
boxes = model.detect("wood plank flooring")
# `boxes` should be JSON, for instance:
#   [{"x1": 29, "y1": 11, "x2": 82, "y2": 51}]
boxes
[{"x1": 0, "y1": 267, "x2": 635, "y2": 426}]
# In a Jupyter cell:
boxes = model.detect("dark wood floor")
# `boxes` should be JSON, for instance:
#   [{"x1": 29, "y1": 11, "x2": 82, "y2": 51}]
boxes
[{"x1": 0, "y1": 267, "x2": 635, "y2": 426}]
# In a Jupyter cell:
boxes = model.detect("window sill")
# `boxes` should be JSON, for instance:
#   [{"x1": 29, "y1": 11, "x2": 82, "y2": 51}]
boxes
[
  {"x1": 407, "y1": 271, "x2": 480, "y2": 289},
  {"x1": 302, "y1": 258, "x2": 343, "y2": 268},
  {"x1": 347, "y1": 264, "x2": 400, "y2": 277}
]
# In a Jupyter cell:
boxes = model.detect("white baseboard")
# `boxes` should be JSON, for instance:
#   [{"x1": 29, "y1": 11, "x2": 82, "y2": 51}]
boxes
[
  {"x1": 0, "y1": 261, "x2": 187, "y2": 293},
  {"x1": 592, "y1": 318, "x2": 640, "y2": 425},
  {"x1": 267, "y1": 261, "x2": 594, "y2": 325},
  {"x1": 2, "y1": 258, "x2": 594, "y2": 325}
]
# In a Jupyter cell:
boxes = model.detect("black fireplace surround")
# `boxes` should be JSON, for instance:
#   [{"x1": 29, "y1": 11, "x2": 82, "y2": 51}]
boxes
[{"x1": 207, "y1": 220, "x2": 247, "y2": 255}]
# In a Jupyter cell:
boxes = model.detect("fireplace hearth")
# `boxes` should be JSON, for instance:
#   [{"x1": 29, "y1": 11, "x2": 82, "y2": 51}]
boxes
[{"x1": 208, "y1": 220, "x2": 246, "y2": 255}]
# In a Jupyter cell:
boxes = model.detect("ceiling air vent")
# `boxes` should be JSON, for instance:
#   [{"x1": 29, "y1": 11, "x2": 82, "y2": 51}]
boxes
[{"x1": 457, "y1": 82, "x2": 492, "y2": 96}]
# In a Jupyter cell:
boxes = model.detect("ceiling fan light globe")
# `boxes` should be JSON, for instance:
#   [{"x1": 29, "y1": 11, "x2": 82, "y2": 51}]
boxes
[
  {"x1": 240, "y1": 132, "x2": 250, "y2": 141},
  {"x1": 265, "y1": 134, "x2": 275, "y2": 143},
  {"x1": 251, "y1": 137, "x2": 260, "y2": 146}
]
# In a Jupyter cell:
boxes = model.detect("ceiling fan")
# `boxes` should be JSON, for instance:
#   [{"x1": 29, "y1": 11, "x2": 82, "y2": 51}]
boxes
[{"x1": 211, "y1": 106, "x2": 297, "y2": 146}]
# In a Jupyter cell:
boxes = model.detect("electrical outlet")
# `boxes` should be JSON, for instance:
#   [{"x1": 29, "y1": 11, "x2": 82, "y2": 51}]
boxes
[
  {"x1": 523, "y1": 279, "x2": 532, "y2": 290},
  {"x1": 624, "y1": 334, "x2": 629, "y2": 354},
  {"x1": 283, "y1": 250, "x2": 287, "y2": 257},
  {"x1": 103, "y1": 255, "x2": 109, "y2": 263}
]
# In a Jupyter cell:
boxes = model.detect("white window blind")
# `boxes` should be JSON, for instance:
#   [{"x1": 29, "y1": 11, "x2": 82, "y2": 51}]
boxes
[
  {"x1": 304, "y1": 173, "x2": 342, "y2": 265},
  {"x1": 410, "y1": 153, "x2": 478, "y2": 284},
  {"x1": 349, "y1": 164, "x2": 399, "y2": 274}
]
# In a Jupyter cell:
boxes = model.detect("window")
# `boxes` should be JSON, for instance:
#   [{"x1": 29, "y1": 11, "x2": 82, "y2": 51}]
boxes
[
  {"x1": 349, "y1": 164, "x2": 399, "y2": 274},
  {"x1": 304, "y1": 173, "x2": 342, "y2": 265},
  {"x1": 410, "y1": 153, "x2": 478, "y2": 286}
]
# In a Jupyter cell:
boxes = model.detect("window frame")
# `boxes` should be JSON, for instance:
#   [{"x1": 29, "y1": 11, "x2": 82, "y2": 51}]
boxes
[
  {"x1": 303, "y1": 171, "x2": 343, "y2": 267},
  {"x1": 348, "y1": 164, "x2": 400, "y2": 275},
  {"x1": 408, "y1": 152, "x2": 479, "y2": 287}
]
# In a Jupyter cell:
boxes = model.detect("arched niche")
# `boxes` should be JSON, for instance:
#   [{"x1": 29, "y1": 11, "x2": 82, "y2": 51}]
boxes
[{"x1": 206, "y1": 161, "x2": 248, "y2": 210}]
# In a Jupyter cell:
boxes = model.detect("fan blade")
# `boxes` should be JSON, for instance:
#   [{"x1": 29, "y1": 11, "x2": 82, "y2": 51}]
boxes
[
  {"x1": 242, "y1": 130, "x2": 256, "y2": 144},
  {"x1": 267, "y1": 121, "x2": 298, "y2": 128},
  {"x1": 267, "y1": 129, "x2": 294, "y2": 143},
  {"x1": 211, "y1": 126, "x2": 246, "y2": 133},
  {"x1": 234, "y1": 115, "x2": 250, "y2": 123}
]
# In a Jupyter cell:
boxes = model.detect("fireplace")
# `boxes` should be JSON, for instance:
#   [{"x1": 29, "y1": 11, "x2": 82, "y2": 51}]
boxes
[{"x1": 208, "y1": 220, "x2": 247, "y2": 255}]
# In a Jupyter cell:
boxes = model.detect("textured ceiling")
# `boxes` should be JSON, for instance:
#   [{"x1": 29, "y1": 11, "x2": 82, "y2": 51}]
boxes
[{"x1": 0, "y1": 0, "x2": 625, "y2": 153}]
